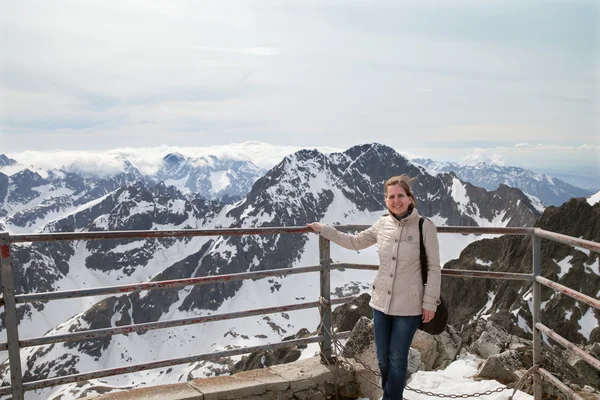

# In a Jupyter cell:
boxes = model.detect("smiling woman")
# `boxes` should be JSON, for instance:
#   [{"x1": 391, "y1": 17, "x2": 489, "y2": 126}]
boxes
[{"x1": 307, "y1": 174, "x2": 442, "y2": 400}]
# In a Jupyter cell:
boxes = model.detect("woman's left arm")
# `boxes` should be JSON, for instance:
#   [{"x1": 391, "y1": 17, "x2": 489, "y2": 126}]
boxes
[{"x1": 422, "y1": 221, "x2": 442, "y2": 312}]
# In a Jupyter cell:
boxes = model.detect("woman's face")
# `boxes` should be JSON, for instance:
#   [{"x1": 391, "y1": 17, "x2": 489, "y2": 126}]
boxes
[{"x1": 385, "y1": 184, "x2": 411, "y2": 216}]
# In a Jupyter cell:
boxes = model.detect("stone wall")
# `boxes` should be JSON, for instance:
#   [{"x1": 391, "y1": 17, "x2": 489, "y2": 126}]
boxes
[{"x1": 81, "y1": 356, "x2": 360, "y2": 400}]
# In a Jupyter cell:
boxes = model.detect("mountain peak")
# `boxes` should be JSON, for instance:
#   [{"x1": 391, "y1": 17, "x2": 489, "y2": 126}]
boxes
[
  {"x1": 163, "y1": 153, "x2": 186, "y2": 165},
  {"x1": 0, "y1": 154, "x2": 17, "y2": 166}
]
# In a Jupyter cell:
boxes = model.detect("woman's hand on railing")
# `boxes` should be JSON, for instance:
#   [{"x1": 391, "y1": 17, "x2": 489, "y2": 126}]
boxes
[{"x1": 306, "y1": 223, "x2": 323, "y2": 233}]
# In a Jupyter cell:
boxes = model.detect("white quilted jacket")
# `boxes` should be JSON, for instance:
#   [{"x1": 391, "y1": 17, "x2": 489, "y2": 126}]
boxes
[{"x1": 320, "y1": 209, "x2": 441, "y2": 315}]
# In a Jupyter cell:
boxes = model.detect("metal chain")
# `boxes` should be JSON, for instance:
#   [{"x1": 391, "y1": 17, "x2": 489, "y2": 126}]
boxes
[
  {"x1": 316, "y1": 297, "x2": 537, "y2": 399},
  {"x1": 317, "y1": 296, "x2": 340, "y2": 400}
]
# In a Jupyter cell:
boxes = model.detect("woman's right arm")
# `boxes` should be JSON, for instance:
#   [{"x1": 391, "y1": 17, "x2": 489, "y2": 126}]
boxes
[{"x1": 306, "y1": 220, "x2": 379, "y2": 250}]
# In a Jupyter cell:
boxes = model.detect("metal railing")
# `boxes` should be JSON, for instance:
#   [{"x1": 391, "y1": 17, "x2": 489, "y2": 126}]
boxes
[{"x1": 0, "y1": 225, "x2": 598, "y2": 400}]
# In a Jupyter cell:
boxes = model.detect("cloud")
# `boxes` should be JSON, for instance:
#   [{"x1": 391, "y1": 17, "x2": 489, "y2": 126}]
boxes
[
  {"x1": 3, "y1": 142, "x2": 344, "y2": 176},
  {"x1": 194, "y1": 47, "x2": 278, "y2": 56},
  {"x1": 459, "y1": 149, "x2": 504, "y2": 166},
  {"x1": 0, "y1": 0, "x2": 596, "y2": 168}
]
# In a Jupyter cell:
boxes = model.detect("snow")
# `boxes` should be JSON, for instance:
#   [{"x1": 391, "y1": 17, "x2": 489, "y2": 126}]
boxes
[
  {"x1": 208, "y1": 170, "x2": 231, "y2": 193},
  {"x1": 588, "y1": 190, "x2": 600, "y2": 206},
  {"x1": 428, "y1": 214, "x2": 448, "y2": 226},
  {"x1": 524, "y1": 193, "x2": 545, "y2": 213},
  {"x1": 450, "y1": 178, "x2": 469, "y2": 213},
  {"x1": 404, "y1": 354, "x2": 532, "y2": 400},
  {"x1": 555, "y1": 255, "x2": 573, "y2": 279},
  {"x1": 74, "y1": 193, "x2": 111, "y2": 214},
  {"x1": 517, "y1": 314, "x2": 532, "y2": 334},
  {"x1": 475, "y1": 258, "x2": 492, "y2": 267},
  {"x1": 111, "y1": 240, "x2": 146, "y2": 254},
  {"x1": 588, "y1": 258, "x2": 600, "y2": 275},
  {"x1": 126, "y1": 200, "x2": 154, "y2": 216},
  {"x1": 164, "y1": 174, "x2": 192, "y2": 195},
  {"x1": 473, "y1": 291, "x2": 496, "y2": 321},
  {"x1": 168, "y1": 199, "x2": 187, "y2": 215},
  {"x1": 578, "y1": 308, "x2": 597, "y2": 340}
]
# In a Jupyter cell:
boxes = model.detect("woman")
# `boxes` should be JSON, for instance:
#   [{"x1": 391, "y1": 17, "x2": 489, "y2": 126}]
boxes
[{"x1": 307, "y1": 175, "x2": 441, "y2": 400}]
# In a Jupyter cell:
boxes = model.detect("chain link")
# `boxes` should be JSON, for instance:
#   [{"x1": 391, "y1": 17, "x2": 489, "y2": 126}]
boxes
[{"x1": 316, "y1": 297, "x2": 539, "y2": 399}]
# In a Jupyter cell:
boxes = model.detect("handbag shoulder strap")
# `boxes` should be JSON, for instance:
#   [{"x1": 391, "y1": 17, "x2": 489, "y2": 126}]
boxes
[{"x1": 419, "y1": 217, "x2": 428, "y2": 285}]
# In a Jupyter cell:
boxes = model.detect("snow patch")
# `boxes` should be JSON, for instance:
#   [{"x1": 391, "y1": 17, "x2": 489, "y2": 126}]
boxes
[
  {"x1": 555, "y1": 255, "x2": 573, "y2": 279},
  {"x1": 578, "y1": 308, "x2": 597, "y2": 340},
  {"x1": 588, "y1": 190, "x2": 600, "y2": 206}
]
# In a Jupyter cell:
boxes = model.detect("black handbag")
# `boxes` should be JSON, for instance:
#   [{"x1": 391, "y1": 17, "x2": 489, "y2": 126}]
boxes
[{"x1": 418, "y1": 217, "x2": 448, "y2": 335}]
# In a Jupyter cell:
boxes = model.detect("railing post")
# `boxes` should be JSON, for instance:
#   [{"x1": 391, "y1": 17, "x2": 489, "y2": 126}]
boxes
[
  {"x1": 318, "y1": 235, "x2": 333, "y2": 363},
  {"x1": 531, "y1": 234, "x2": 542, "y2": 400},
  {"x1": 0, "y1": 232, "x2": 24, "y2": 400}
]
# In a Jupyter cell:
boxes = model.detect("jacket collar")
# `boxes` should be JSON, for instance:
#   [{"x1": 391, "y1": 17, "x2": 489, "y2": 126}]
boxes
[{"x1": 386, "y1": 207, "x2": 420, "y2": 226}]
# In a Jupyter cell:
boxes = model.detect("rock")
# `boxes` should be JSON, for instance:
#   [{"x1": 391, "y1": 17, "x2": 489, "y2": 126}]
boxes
[
  {"x1": 589, "y1": 342, "x2": 600, "y2": 359},
  {"x1": 411, "y1": 326, "x2": 461, "y2": 370},
  {"x1": 408, "y1": 348, "x2": 424, "y2": 375},
  {"x1": 332, "y1": 293, "x2": 372, "y2": 332},
  {"x1": 477, "y1": 350, "x2": 522, "y2": 384},
  {"x1": 231, "y1": 328, "x2": 310, "y2": 373},
  {"x1": 468, "y1": 320, "x2": 529, "y2": 359},
  {"x1": 572, "y1": 359, "x2": 600, "y2": 390},
  {"x1": 342, "y1": 317, "x2": 374, "y2": 360}
]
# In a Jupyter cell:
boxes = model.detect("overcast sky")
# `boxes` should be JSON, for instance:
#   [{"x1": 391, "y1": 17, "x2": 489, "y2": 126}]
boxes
[{"x1": 0, "y1": 0, "x2": 598, "y2": 174}]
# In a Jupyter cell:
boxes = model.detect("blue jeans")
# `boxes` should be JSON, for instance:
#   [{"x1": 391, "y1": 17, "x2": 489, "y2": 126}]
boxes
[{"x1": 372, "y1": 309, "x2": 421, "y2": 400}]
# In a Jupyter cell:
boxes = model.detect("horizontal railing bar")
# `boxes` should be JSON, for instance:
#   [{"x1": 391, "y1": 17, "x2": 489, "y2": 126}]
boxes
[
  {"x1": 331, "y1": 263, "x2": 533, "y2": 281},
  {"x1": 536, "y1": 277, "x2": 600, "y2": 310},
  {"x1": 0, "y1": 342, "x2": 6, "y2": 351},
  {"x1": 21, "y1": 297, "x2": 355, "y2": 348},
  {"x1": 538, "y1": 368, "x2": 585, "y2": 400},
  {"x1": 9, "y1": 225, "x2": 541, "y2": 244},
  {"x1": 331, "y1": 297, "x2": 354, "y2": 306},
  {"x1": 22, "y1": 335, "x2": 326, "y2": 392},
  {"x1": 338, "y1": 225, "x2": 534, "y2": 235},
  {"x1": 535, "y1": 323, "x2": 600, "y2": 371},
  {"x1": 334, "y1": 331, "x2": 352, "y2": 340},
  {"x1": 442, "y1": 269, "x2": 533, "y2": 281},
  {"x1": 10, "y1": 226, "x2": 314, "y2": 243},
  {"x1": 0, "y1": 386, "x2": 9, "y2": 396},
  {"x1": 16, "y1": 265, "x2": 324, "y2": 304},
  {"x1": 534, "y1": 228, "x2": 600, "y2": 253},
  {"x1": 331, "y1": 263, "x2": 378, "y2": 271}
]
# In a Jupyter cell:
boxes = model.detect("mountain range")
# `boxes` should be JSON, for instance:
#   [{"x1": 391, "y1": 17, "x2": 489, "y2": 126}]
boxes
[
  {"x1": 411, "y1": 158, "x2": 594, "y2": 207},
  {"x1": 0, "y1": 143, "x2": 595, "y2": 399}
]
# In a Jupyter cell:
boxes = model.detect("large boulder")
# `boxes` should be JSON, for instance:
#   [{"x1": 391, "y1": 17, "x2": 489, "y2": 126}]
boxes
[
  {"x1": 332, "y1": 292, "x2": 372, "y2": 332},
  {"x1": 230, "y1": 328, "x2": 311, "y2": 373},
  {"x1": 477, "y1": 350, "x2": 523, "y2": 384},
  {"x1": 411, "y1": 326, "x2": 461, "y2": 370},
  {"x1": 466, "y1": 319, "x2": 529, "y2": 358}
]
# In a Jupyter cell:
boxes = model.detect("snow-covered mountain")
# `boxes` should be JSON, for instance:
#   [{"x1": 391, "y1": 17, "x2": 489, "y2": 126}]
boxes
[
  {"x1": 443, "y1": 197, "x2": 600, "y2": 345},
  {"x1": 155, "y1": 153, "x2": 264, "y2": 199},
  {"x1": 0, "y1": 144, "x2": 546, "y2": 399},
  {"x1": 0, "y1": 154, "x2": 265, "y2": 233},
  {"x1": 411, "y1": 158, "x2": 593, "y2": 207},
  {"x1": 0, "y1": 155, "x2": 17, "y2": 167}
]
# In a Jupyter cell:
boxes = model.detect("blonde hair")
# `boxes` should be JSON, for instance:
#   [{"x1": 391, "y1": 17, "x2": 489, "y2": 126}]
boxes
[{"x1": 384, "y1": 175, "x2": 417, "y2": 207}]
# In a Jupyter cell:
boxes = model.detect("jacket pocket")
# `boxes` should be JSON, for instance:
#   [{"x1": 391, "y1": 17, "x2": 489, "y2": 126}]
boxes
[
  {"x1": 398, "y1": 239, "x2": 419, "y2": 262},
  {"x1": 389, "y1": 285, "x2": 421, "y2": 314}
]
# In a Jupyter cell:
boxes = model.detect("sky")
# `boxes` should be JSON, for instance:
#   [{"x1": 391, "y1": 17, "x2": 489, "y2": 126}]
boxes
[{"x1": 0, "y1": 0, "x2": 598, "y2": 176}]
